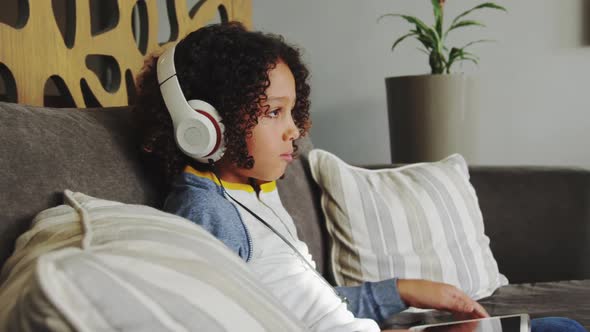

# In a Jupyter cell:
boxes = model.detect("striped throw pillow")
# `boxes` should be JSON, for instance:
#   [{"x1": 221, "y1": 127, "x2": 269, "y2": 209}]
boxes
[
  {"x1": 0, "y1": 191, "x2": 307, "y2": 332},
  {"x1": 308, "y1": 149, "x2": 508, "y2": 300}
]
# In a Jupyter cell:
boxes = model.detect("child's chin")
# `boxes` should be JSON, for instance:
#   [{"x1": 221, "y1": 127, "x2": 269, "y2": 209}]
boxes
[
  {"x1": 266, "y1": 171, "x2": 287, "y2": 182},
  {"x1": 255, "y1": 171, "x2": 284, "y2": 183},
  {"x1": 267, "y1": 172, "x2": 286, "y2": 181}
]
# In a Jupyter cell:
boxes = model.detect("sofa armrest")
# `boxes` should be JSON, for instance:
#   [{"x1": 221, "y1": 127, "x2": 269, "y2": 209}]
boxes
[{"x1": 362, "y1": 164, "x2": 590, "y2": 284}]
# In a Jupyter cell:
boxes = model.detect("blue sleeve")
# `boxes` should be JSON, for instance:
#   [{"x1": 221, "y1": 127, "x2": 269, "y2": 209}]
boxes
[
  {"x1": 162, "y1": 182, "x2": 251, "y2": 262},
  {"x1": 335, "y1": 277, "x2": 407, "y2": 322}
]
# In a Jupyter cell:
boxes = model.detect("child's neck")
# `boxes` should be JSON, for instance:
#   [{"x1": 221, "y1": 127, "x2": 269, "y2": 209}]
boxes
[
  {"x1": 215, "y1": 157, "x2": 270, "y2": 182},
  {"x1": 212, "y1": 162, "x2": 270, "y2": 195}
]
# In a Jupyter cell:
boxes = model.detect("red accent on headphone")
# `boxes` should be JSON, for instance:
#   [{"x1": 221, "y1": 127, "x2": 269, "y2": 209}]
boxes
[{"x1": 195, "y1": 109, "x2": 222, "y2": 157}]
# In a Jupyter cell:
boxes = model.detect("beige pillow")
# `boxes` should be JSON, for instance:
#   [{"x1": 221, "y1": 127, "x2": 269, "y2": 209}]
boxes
[
  {"x1": 308, "y1": 149, "x2": 508, "y2": 300},
  {"x1": 0, "y1": 190, "x2": 308, "y2": 332}
]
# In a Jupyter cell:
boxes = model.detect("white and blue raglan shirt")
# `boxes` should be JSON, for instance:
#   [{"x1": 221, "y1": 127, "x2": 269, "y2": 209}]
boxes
[{"x1": 163, "y1": 166, "x2": 408, "y2": 332}]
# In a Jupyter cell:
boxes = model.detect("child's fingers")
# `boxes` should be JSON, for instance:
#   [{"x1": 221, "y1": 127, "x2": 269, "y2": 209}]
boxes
[
  {"x1": 449, "y1": 289, "x2": 488, "y2": 318},
  {"x1": 448, "y1": 288, "x2": 474, "y2": 313},
  {"x1": 472, "y1": 301, "x2": 489, "y2": 318},
  {"x1": 455, "y1": 299, "x2": 489, "y2": 319}
]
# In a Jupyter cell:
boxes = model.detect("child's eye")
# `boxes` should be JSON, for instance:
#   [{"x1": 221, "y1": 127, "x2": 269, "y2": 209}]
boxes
[{"x1": 267, "y1": 108, "x2": 281, "y2": 118}]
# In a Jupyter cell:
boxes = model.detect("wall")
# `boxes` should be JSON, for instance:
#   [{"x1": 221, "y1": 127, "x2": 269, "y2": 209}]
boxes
[{"x1": 252, "y1": 0, "x2": 590, "y2": 168}]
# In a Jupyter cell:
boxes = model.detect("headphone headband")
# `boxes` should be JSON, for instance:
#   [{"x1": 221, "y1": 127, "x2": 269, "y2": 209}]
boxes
[{"x1": 157, "y1": 46, "x2": 178, "y2": 86}]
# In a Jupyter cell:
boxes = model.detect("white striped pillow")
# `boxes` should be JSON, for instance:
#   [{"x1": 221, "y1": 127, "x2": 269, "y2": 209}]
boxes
[
  {"x1": 0, "y1": 190, "x2": 307, "y2": 332},
  {"x1": 308, "y1": 149, "x2": 508, "y2": 301}
]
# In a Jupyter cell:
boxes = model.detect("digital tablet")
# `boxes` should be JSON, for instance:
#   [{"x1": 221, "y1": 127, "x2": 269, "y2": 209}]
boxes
[{"x1": 409, "y1": 314, "x2": 530, "y2": 332}]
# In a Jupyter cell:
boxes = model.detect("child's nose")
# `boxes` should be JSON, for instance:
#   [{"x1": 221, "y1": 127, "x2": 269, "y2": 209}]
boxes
[{"x1": 284, "y1": 117, "x2": 300, "y2": 141}]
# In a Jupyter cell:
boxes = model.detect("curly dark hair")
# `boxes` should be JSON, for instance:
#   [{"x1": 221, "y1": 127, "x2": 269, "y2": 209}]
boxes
[{"x1": 134, "y1": 21, "x2": 311, "y2": 187}]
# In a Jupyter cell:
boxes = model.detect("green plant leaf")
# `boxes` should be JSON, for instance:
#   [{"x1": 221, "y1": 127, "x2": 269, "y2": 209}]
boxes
[
  {"x1": 431, "y1": 0, "x2": 443, "y2": 38},
  {"x1": 417, "y1": 47, "x2": 430, "y2": 55},
  {"x1": 460, "y1": 54, "x2": 480, "y2": 66},
  {"x1": 446, "y1": 20, "x2": 485, "y2": 37},
  {"x1": 447, "y1": 47, "x2": 462, "y2": 70},
  {"x1": 455, "y1": 54, "x2": 480, "y2": 72},
  {"x1": 446, "y1": 47, "x2": 481, "y2": 72},
  {"x1": 450, "y1": 2, "x2": 507, "y2": 28},
  {"x1": 461, "y1": 39, "x2": 496, "y2": 50},
  {"x1": 378, "y1": 14, "x2": 441, "y2": 47},
  {"x1": 378, "y1": 2, "x2": 505, "y2": 74},
  {"x1": 447, "y1": 40, "x2": 493, "y2": 68},
  {"x1": 377, "y1": 14, "x2": 430, "y2": 32},
  {"x1": 416, "y1": 34, "x2": 435, "y2": 51},
  {"x1": 390, "y1": 32, "x2": 418, "y2": 52},
  {"x1": 461, "y1": 50, "x2": 480, "y2": 60},
  {"x1": 402, "y1": 29, "x2": 435, "y2": 51}
]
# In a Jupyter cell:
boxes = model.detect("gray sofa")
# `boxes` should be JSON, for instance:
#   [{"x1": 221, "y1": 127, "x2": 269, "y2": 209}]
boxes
[{"x1": 1, "y1": 101, "x2": 589, "y2": 329}]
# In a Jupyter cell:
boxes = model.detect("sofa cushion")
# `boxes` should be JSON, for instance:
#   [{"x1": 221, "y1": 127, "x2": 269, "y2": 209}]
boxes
[
  {"x1": 363, "y1": 164, "x2": 590, "y2": 284},
  {"x1": 308, "y1": 149, "x2": 508, "y2": 300},
  {"x1": 0, "y1": 102, "x2": 160, "y2": 267},
  {"x1": 0, "y1": 190, "x2": 308, "y2": 331},
  {"x1": 468, "y1": 167, "x2": 590, "y2": 284}
]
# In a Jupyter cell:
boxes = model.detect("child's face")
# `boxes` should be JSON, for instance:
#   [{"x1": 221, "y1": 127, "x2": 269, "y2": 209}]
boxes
[{"x1": 219, "y1": 60, "x2": 300, "y2": 184}]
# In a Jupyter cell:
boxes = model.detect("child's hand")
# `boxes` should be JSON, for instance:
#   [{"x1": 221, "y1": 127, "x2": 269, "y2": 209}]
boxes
[{"x1": 397, "y1": 279, "x2": 489, "y2": 319}]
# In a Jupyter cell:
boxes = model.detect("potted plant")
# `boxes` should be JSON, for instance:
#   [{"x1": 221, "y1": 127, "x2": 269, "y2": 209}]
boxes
[{"x1": 379, "y1": 0, "x2": 506, "y2": 163}]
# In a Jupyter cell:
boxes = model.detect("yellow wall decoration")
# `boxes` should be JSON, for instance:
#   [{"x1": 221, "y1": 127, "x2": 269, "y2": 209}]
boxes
[{"x1": 0, "y1": 0, "x2": 252, "y2": 107}]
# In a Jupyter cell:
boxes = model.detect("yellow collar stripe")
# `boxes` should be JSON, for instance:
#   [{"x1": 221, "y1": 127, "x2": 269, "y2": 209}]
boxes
[{"x1": 184, "y1": 165, "x2": 277, "y2": 193}]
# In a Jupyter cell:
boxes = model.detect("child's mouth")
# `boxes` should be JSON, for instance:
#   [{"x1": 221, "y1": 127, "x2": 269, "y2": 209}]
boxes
[{"x1": 280, "y1": 154, "x2": 293, "y2": 162}]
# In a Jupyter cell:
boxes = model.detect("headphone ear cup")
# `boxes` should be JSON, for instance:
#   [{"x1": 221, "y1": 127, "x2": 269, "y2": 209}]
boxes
[
  {"x1": 175, "y1": 116, "x2": 215, "y2": 158},
  {"x1": 187, "y1": 100, "x2": 226, "y2": 163}
]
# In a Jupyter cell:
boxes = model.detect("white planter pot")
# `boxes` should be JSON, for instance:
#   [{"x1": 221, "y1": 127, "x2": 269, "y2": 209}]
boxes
[{"x1": 385, "y1": 74, "x2": 480, "y2": 163}]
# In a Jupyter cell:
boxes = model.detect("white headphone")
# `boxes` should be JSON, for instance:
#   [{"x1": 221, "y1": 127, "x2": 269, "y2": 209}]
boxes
[{"x1": 156, "y1": 44, "x2": 226, "y2": 163}]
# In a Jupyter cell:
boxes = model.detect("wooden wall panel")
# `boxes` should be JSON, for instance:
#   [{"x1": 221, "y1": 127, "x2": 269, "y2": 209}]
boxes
[{"x1": 0, "y1": 0, "x2": 252, "y2": 107}]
